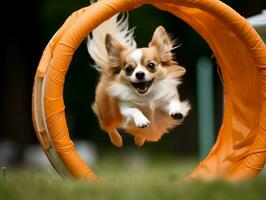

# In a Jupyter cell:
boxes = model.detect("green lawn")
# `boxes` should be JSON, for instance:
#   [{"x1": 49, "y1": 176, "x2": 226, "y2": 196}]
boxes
[{"x1": 0, "y1": 153, "x2": 265, "y2": 200}]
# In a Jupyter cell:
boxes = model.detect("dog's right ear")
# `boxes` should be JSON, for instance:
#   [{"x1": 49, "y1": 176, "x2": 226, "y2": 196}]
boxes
[{"x1": 105, "y1": 33, "x2": 126, "y2": 58}]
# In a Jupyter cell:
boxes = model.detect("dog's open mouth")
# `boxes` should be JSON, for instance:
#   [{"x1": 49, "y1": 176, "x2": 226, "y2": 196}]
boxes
[{"x1": 131, "y1": 79, "x2": 154, "y2": 94}]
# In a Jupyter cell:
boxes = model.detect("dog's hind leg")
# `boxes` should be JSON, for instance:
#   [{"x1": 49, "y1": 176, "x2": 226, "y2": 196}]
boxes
[
  {"x1": 135, "y1": 136, "x2": 145, "y2": 147},
  {"x1": 108, "y1": 129, "x2": 123, "y2": 148}
]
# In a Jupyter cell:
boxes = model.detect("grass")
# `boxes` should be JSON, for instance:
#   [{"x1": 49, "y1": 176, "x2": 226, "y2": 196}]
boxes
[{"x1": 0, "y1": 152, "x2": 265, "y2": 200}]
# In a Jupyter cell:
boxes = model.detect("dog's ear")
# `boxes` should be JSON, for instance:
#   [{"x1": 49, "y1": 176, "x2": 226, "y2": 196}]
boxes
[
  {"x1": 105, "y1": 33, "x2": 126, "y2": 58},
  {"x1": 105, "y1": 34, "x2": 126, "y2": 74},
  {"x1": 174, "y1": 65, "x2": 186, "y2": 77},
  {"x1": 167, "y1": 65, "x2": 186, "y2": 78},
  {"x1": 149, "y1": 26, "x2": 174, "y2": 64}
]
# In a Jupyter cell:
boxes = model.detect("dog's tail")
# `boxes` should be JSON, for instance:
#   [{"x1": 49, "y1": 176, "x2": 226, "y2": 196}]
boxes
[{"x1": 87, "y1": 11, "x2": 136, "y2": 71}]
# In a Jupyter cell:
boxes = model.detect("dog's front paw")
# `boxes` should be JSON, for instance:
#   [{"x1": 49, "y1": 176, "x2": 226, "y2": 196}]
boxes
[
  {"x1": 170, "y1": 112, "x2": 184, "y2": 120},
  {"x1": 169, "y1": 102, "x2": 183, "y2": 121},
  {"x1": 168, "y1": 100, "x2": 190, "y2": 121},
  {"x1": 133, "y1": 113, "x2": 150, "y2": 128}
]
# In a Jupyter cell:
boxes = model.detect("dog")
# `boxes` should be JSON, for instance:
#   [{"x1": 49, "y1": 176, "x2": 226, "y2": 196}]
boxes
[{"x1": 87, "y1": 14, "x2": 190, "y2": 147}]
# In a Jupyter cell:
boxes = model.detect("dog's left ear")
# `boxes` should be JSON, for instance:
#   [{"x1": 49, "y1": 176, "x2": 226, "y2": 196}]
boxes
[
  {"x1": 166, "y1": 65, "x2": 186, "y2": 78},
  {"x1": 149, "y1": 26, "x2": 173, "y2": 64}
]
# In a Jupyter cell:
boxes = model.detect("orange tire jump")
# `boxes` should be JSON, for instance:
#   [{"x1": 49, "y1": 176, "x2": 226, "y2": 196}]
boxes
[{"x1": 32, "y1": 0, "x2": 266, "y2": 182}]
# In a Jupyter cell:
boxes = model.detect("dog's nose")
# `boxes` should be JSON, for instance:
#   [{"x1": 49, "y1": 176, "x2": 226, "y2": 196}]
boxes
[{"x1": 135, "y1": 72, "x2": 145, "y2": 80}]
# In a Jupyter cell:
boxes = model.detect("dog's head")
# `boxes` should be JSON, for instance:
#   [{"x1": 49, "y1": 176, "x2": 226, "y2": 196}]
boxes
[{"x1": 105, "y1": 26, "x2": 186, "y2": 95}]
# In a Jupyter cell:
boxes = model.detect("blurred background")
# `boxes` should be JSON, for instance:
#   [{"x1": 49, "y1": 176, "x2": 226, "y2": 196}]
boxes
[{"x1": 1, "y1": 0, "x2": 265, "y2": 171}]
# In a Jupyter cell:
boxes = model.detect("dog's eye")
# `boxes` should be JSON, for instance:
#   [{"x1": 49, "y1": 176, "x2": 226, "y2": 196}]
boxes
[
  {"x1": 125, "y1": 65, "x2": 134, "y2": 75},
  {"x1": 147, "y1": 63, "x2": 156, "y2": 70}
]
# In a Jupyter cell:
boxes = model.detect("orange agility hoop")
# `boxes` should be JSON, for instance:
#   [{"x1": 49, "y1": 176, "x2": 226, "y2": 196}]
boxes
[{"x1": 32, "y1": 0, "x2": 266, "y2": 182}]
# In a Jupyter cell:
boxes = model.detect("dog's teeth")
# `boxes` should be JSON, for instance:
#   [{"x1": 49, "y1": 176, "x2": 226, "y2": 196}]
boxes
[{"x1": 138, "y1": 86, "x2": 147, "y2": 93}]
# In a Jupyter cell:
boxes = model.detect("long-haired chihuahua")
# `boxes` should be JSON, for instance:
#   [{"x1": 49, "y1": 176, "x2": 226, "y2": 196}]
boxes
[{"x1": 87, "y1": 14, "x2": 190, "y2": 147}]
